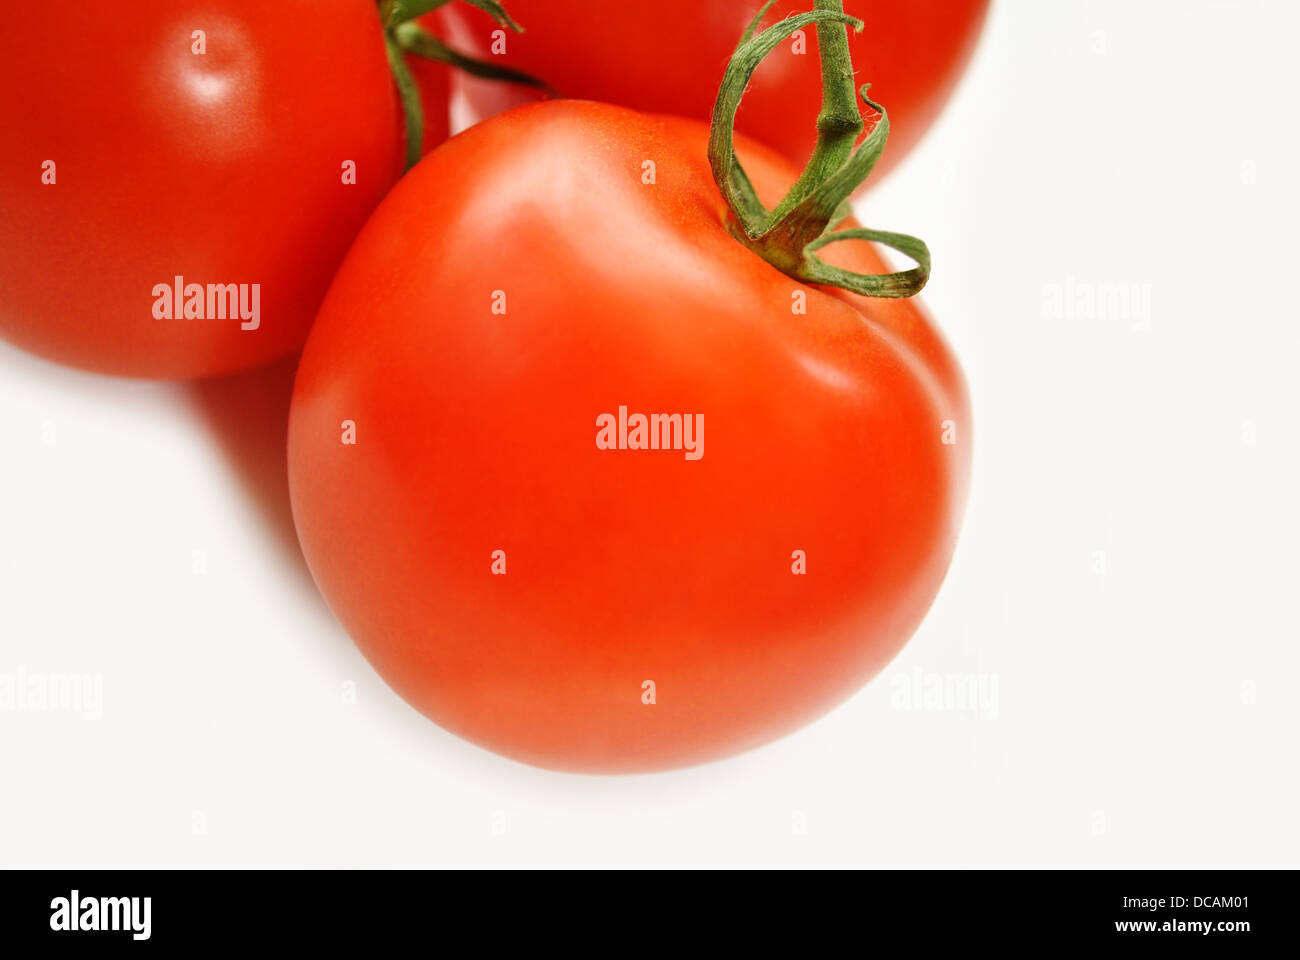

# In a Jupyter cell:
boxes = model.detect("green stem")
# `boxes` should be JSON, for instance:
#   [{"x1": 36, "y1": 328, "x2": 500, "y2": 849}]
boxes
[
  {"x1": 709, "y1": 9, "x2": 843, "y2": 237},
  {"x1": 708, "y1": 0, "x2": 931, "y2": 298},
  {"x1": 804, "y1": 227, "x2": 930, "y2": 297},
  {"x1": 380, "y1": 0, "x2": 520, "y2": 32},
  {"x1": 394, "y1": 22, "x2": 554, "y2": 96},
  {"x1": 378, "y1": 0, "x2": 542, "y2": 173},
  {"x1": 384, "y1": 29, "x2": 423, "y2": 172},
  {"x1": 766, "y1": 0, "x2": 863, "y2": 227}
]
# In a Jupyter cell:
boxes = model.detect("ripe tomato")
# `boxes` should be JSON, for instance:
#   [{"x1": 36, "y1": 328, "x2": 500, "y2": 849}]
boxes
[
  {"x1": 0, "y1": 2, "x2": 403, "y2": 379},
  {"x1": 406, "y1": 56, "x2": 453, "y2": 156},
  {"x1": 440, "y1": 0, "x2": 988, "y2": 182},
  {"x1": 288, "y1": 100, "x2": 970, "y2": 772}
]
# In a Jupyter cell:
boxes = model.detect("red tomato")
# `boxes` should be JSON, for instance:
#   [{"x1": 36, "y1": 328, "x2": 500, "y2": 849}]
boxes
[
  {"x1": 407, "y1": 56, "x2": 454, "y2": 155},
  {"x1": 440, "y1": 0, "x2": 988, "y2": 181},
  {"x1": 288, "y1": 101, "x2": 971, "y2": 772},
  {"x1": 0, "y1": 2, "x2": 404, "y2": 379}
]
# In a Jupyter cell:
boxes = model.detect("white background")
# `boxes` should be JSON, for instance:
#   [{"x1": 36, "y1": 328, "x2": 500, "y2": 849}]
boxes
[{"x1": 2, "y1": 0, "x2": 1297, "y2": 867}]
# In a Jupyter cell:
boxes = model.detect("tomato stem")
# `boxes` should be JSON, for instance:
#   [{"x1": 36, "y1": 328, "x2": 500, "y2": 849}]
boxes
[
  {"x1": 384, "y1": 29, "x2": 424, "y2": 172},
  {"x1": 394, "y1": 23, "x2": 554, "y2": 98},
  {"x1": 380, "y1": 0, "x2": 520, "y2": 32},
  {"x1": 708, "y1": 0, "x2": 931, "y2": 298},
  {"x1": 379, "y1": 0, "x2": 540, "y2": 173}
]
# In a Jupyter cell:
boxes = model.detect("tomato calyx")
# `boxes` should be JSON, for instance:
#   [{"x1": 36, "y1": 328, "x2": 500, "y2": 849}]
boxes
[
  {"x1": 709, "y1": 0, "x2": 931, "y2": 298},
  {"x1": 379, "y1": 1, "x2": 551, "y2": 171}
]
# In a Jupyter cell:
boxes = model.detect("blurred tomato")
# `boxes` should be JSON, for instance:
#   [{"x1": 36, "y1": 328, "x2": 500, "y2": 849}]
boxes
[{"x1": 440, "y1": 0, "x2": 988, "y2": 181}]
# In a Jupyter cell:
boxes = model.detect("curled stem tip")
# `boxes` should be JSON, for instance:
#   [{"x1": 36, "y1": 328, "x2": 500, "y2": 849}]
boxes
[{"x1": 708, "y1": 1, "x2": 930, "y2": 298}]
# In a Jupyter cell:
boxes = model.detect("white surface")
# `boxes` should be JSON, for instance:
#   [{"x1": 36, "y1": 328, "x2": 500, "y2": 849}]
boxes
[{"x1": 2, "y1": 0, "x2": 1298, "y2": 868}]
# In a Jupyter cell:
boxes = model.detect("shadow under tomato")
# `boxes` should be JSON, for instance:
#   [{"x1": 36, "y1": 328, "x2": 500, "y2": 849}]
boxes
[{"x1": 187, "y1": 355, "x2": 315, "y2": 590}]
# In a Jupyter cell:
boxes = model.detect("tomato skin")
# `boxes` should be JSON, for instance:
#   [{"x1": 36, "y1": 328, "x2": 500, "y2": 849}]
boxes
[
  {"x1": 441, "y1": 0, "x2": 988, "y2": 181},
  {"x1": 406, "y1": 12, "x2": 457, "y2": 154},
  {"x1": 407, "y1": 56, "x2": 454, "y2": 155},
  {"x1": 0, "y1": 2, "x2": 403, "y2": 379},
  {"x1": 289, "y1": 100, "x2": 970, "y2": 772}
]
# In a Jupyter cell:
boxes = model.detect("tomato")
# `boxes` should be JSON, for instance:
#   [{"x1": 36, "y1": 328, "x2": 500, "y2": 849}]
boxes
[
  {"x1": 287, "y1": 99, "x2": 971, "y2": 772},
  {"x1": 0, "y1": 2, "x2": 403, "y2": 379},
  {"x1": 407, "y1": 55, "x2": 453, "y2": 156},
  {"x1": 440, "y1": 0, "x2": 988, "y2": 182}
]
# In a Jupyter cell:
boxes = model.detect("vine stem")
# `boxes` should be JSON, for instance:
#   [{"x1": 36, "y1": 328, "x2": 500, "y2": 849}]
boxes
[
  {"x1": 384, "y1": 30, "x2": 423, "y2": 172},
  {"x1": 767, "y1": 0, "x2": 863, "y2": 226},
  {"x1": 394, "y1": 23, "x2": 554, "y2": 97},
  {"x1": 708, "y1": 0, "x2": 931, "y2": 298},
  {"x1": 379, "y1": 0, "x2": 545, "y2": 172}
]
